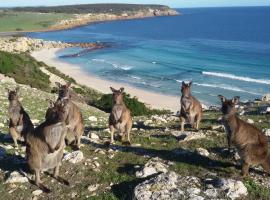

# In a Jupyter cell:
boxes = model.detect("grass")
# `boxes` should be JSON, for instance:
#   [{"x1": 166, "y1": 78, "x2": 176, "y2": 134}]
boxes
[{"x1": 0, "y1": 11, "x2": 73, "y2": 32}]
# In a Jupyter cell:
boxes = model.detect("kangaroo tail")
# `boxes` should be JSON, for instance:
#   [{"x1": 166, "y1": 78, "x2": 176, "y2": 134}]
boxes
[{"x1": 261, "y1": 154, "x2": 270, "y2": 174}]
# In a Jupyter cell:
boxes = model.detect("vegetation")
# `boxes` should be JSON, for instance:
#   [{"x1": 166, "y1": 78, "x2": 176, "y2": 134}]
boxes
[
  {"x1": 0, "y1": 80, "x2": 269, "y2": 199},
  {"x1": 0, "y1": 11, "x2": 72, "y2": 32},
  {"x1": 10, "y1": 4, "x2": 171, "y2": 14},
  {"x1": 0, "y1": 51, "x2": 51, "y2": 90}
]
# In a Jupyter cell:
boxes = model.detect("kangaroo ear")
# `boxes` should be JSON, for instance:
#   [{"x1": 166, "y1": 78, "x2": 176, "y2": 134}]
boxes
[
  {"x1": 110, "y1": 87, "x2": 116, "y2": 93},
  {"x1": 182, "y1": 81, "x2": 185, "y2": 86},
  {"x1": 232, "y1": 96, "x2": 240, "y2": 104},
  {"x1": 55, "y1": 82, "x2": 62, "y2": 88},
  {"x1": 120, "y1": 87, "x2": 124, "y2": 93},
  {"x1": 218, "y1": 95, "x2": 226, "y2": 103},
  {"x1": 189, "y1": 81, "x2": 193, "y2": 86}
]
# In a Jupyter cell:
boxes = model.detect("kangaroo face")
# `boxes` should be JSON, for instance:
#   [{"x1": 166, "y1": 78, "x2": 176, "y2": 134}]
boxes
[
  {"x1": 46, "y1": 100, "x2": 67, "y2": 123},
  {"x1": 56, "y1": 82, "x2": 71, "y2": 100},
  {"x1": 218, "y1": 95, "x2": 240, "y2": 115},
  {"x1": 181, "y1": 81, "x2": 192, "y2": 97},
  {"x1": 7, "y1": 87, "x2": 19, "y2": 101},
  {"x1": 110, "y1": 87, "x2": 124, "y2": 105}
]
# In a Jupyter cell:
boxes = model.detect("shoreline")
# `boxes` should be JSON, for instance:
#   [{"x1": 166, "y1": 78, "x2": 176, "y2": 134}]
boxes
[
  {"x1": 0, "y1": 12, "x2": 179, "y2": 36},
  {"x1": 31, "y1": 48, "x2": 181, "y2": 111}
]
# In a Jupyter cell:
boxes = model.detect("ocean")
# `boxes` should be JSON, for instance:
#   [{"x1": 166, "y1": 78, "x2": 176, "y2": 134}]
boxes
[{"x1": 28, "y1": 7, "x2": 270, "y2": 105}]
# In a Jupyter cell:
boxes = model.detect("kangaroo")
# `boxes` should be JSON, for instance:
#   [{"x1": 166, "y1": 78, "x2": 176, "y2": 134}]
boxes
[
  {"x1": 109, "y1": 87, "x2": 132, "y2": 145},
  {"x1": 55, "y1": 82, "x2": 84, "y2": 149},
  {"x1": 218, "y1": 95, "x2": 270, "y2": 177},
  {"x1": 179, "y1": 81, "x2": 202, "y2": 132},
  {"x1": 26, "y1": 100, "x2": 69, "y2": 192},
  {"x1": 7, "y1": 87, "x2": 34, "y2": 148}
]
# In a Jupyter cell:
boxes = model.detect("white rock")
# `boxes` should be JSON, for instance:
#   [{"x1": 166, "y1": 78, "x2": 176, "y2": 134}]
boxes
[
  {"x1": 204, "y1": 189, "x2": 218, "y2": 197},
  {"x1": 211, "y1": 125, "x2": 223, "y2": 131},
  {"x1": 187, "y1": 187, "x2": 201, "y2": 195},
  {"x1": 32, "y1": 189, "x2": 43, "y2": 196},
  {"x1": 144, "y1": 119, "x2": 153, "y2": 126},
  {"x1": 5, "y1": 171, "x2": 28, "y2": 183},
  {"x1": 88, "y1": 116, "x2": 98, "y2": 122},
  {"x1": 89, "y1": 132, "x2": 99, "y2": 140},
  {"x1": 218, "y1": 178, "x2": 248, "y2": 200},
  {"x1": 247, "y1": 119, "x2": 254, "y2": 124},
  {"x1": 88, "y1": 184, "x2": 100, "y2": 192},
  {"x1": 151, "y1": 115, "x2": 167, "y2": 123},
  {"x1": 262, "y1": 94, "x2": 270, "y2": 101},
  {"x1": 0, "y1": 123, "x2": 5, "y2": 128},
  {"x1": 135, "y1": 158, "x2": 168, "y2": 178},
  {"x1": 134, "y1": 172, "x2": 187, "y2": 200},
  {"x1": 179, "y1": 131, "x2": 206, "y2": 142},
  {"x1": 31, "y1": 119, "x2": 40, "y2": 124},
  {"x1": 196, "y1": 148, "x2": 210, "y2": 157},
  {"x1": 63, "y1": 150, "x2": 84, "y2": 164},
  {"x1": 263, "y1": 129, "x2": 270, "y2": 137}
]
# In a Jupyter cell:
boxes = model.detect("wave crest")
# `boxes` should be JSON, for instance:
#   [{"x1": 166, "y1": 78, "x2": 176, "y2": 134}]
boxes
[{"x1": 202, "y1": 71, "x2": 270, "y2": 85}]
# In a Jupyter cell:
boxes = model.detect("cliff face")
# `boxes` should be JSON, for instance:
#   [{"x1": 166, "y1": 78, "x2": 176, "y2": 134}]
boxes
[{"x1": 50, "y1": 8, "x2": 179, "y2": 31}]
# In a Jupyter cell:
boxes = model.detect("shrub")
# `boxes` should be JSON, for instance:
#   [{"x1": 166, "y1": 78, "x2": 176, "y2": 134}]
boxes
[{"x1": 0, "y1": 51, "x2": 50, "y2": 90}]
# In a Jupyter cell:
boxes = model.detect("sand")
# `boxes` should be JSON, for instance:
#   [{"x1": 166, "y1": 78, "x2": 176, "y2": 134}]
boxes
[{"x1": 31, "y1": 48, "x2": 180, "y2": 111}]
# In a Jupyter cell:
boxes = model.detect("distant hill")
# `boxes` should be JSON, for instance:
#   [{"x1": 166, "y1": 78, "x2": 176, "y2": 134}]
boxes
[{"x1": 10, "y1": 4, "x2": 173, "y2": 14}]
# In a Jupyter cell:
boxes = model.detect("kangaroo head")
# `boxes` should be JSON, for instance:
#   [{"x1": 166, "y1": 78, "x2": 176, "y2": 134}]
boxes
[
  {"x1": 110, "y1": 87, "x2": 124, "y2": 105},
  {"x1": 181, "y1": 81, "x2": 192, "y2": 97},
  {"x1": 45, "y1": 99, "x2": 67, "y2": 123},
  {"x1": 55, "y1": 82, "x2": 71, "y2": 100},
  {"x1": 218, "y1": 95, "x2": 240, "y2": 116},
  {"x1": 7, "y1": 87, "x2": 19, "y2": 101}
]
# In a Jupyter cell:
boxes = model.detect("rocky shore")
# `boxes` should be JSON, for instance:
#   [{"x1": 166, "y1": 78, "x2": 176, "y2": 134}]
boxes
[
  {"x1": 50, "y1": 8, "x2": 179, "y2": 31},
  {"x1": 0, "y1": 36, "x2": 111, "y2": 54}
]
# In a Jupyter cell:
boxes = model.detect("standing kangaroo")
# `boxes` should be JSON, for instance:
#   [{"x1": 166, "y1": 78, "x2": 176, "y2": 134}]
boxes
[
  {"x1": 55, "y1": 82, "x2": 84, "y2": 149},
  {"x1": 26, "y1": 100, "x2": 69, "y2": 192},
  {"x1": 218, "y1": 95, "x2": 270, "y2": 177},
  {"x1": 179, "y1": 81, "x2": 202, "y2": 132},
  {"x1": 109, "y1": 87, "x2": 132, "y2": 145},
  {"x1": 7, "y1": 87, "x2": 34, "y2": 148}
]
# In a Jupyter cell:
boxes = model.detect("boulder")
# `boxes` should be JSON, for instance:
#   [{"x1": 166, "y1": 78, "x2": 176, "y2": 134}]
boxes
[
  {"x1": 5, "y1": 171, "x2": 28, "y2": 184},
  {"x1": 263, "y1": 129, "x2": 270, "y2": 137},
  {"x1": 134, "y1": 172, "x2": 185, "y2": 200},
  {"x1": 247, "y1": 119, "x2": 254, "y2": 124},
  {"x1": 262, "y1": 94, "x2": 270, "y2": 102},
  {"x1": 88, "y1": 116, "x2": 98, "y2": 122},
  {"x1": 135, "y1": 157, "x2": 168, "y2": 178},
  {"x1": 218, "y1": 178, "x2": 248, "y2": 200},
  {"x1": 195, "y1": 148, "x2": 210, "y2": 157},
  {"x1": 63, "y1": 150, "x2": 84, "y2": 164},
  {"x1": 32, "y1": 190, "x2": 43, "y2": 196}
]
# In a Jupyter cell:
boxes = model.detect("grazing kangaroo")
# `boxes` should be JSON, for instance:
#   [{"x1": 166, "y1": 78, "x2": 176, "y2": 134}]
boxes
[
  {"x1": 26, "y1": 100, "x2": 69, "y2": 192},
  {"x1": 109, "y1": 87, "x2": 132, "y2": 145},
  {"x1": 7, "y1": 87, "x2": 34, "y2": 148},
  {"x1": 55, "y1": 82, "x2": 84, "y2": 149},
  {"x1": 179, "y1": 81, "x2": 202, "y2": 132},
  {"x1": 218, "y1": 95, "x2": 270, "y2": 177}
]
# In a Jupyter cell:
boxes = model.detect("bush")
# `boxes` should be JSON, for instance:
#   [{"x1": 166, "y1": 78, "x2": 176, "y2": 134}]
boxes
[
  {"x1": 94, "y1": 93, "x2": 169, "y2": 116},
  {"x1": 0, "y1": 51, "x2": 50, "y2": 90}
]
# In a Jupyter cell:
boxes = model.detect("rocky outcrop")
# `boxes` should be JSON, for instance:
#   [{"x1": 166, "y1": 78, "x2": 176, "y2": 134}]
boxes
[
  {"x1": 0, "y1": 36, "x2": 70, "y2": 53},
  {"x1": 134, "y1": 172, "x2": 248, "y2": 200},
  {"x1": 51, "y1": 8, "x2": 179, "y2": 31}
]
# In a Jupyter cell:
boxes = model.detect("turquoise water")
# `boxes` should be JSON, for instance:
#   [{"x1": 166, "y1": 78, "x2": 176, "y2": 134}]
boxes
[{"x1": 28, "y1": 7, "x2": 270, "y2": 105}]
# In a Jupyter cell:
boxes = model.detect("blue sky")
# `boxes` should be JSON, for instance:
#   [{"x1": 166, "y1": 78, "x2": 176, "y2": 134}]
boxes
[{"x1": 1, "y1": 0, "x2": 270, "y2": 8}]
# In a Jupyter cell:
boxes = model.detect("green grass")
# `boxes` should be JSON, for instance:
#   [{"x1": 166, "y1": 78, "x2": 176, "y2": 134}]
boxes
[
  {"x1": 0, "y1": 11, "x2": 73, "y2": 32},
  {"x1": 0, "y1": 51, "x2": 51, "y2": 91}
]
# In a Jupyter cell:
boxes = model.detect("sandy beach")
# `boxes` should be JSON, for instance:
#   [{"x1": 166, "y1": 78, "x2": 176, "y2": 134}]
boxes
[{"x1": 31, "y1": 48, "x2": 180, "y2": 111}]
